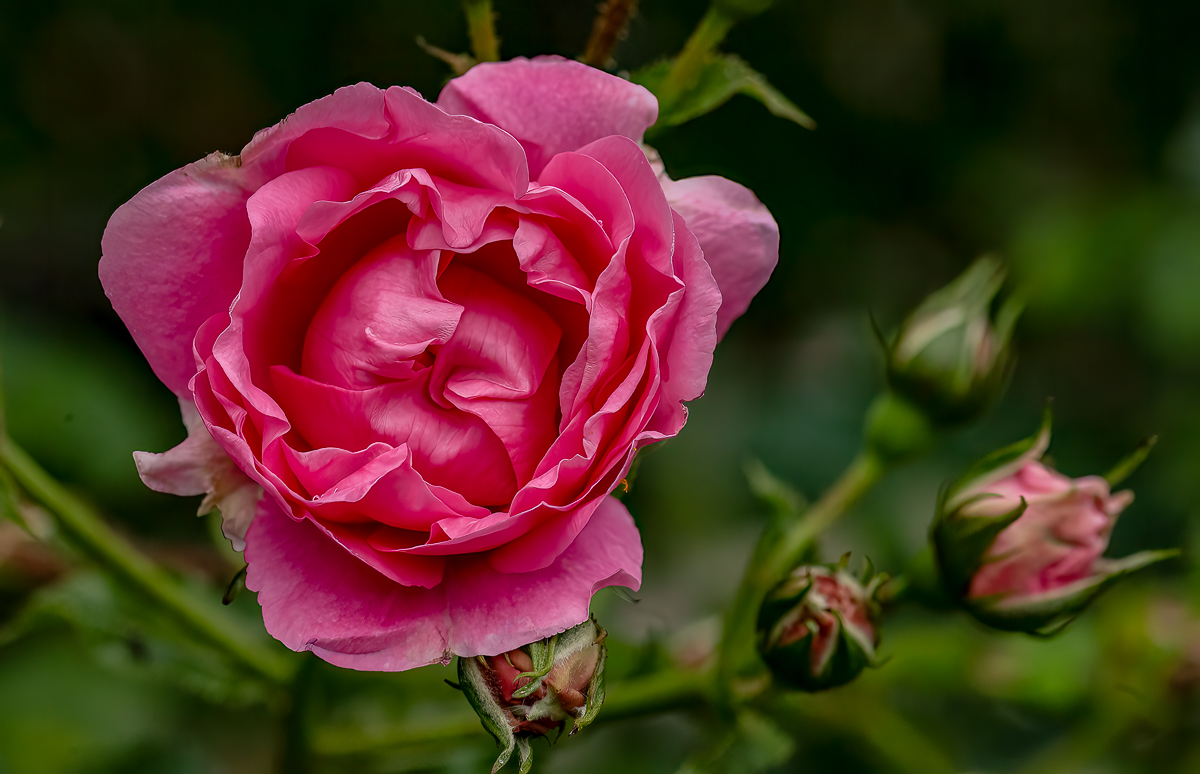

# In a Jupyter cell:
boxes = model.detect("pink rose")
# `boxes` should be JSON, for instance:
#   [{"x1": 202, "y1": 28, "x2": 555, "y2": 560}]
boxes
[
  {"x1": 933, "y1": 420, "x2": 1173, "y2": 634},
  {"x1": 964, "y1": 461, "x2": 1133, "y2": 601},
  {"x1": 99, "y1": 57, "x2": 778, "y2": 670}
]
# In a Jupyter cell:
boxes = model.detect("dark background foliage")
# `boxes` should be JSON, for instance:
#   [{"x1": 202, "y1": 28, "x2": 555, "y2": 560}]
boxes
[{"x1": 2, "y1": 1, "x2": 1200, "y2": 772}]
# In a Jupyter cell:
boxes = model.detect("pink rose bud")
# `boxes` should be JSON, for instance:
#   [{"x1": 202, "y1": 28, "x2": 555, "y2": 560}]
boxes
[
  {"x1": 885, "y1": 256, "x2": 1021, "y2": 426},
  {"x1": 933, "y1": 413, "x2": 1176, "y2": 634},
  {"x1": 458, "y1": 618, "x2": 607, "y2": 773},
  {"x1": 757, "y1": 560, "x2": 883, "y2": 692}
]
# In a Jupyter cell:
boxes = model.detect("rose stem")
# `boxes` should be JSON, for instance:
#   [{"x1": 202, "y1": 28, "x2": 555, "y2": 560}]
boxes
[
  {"x1": 772, "y1": 691, "x2": 958, "y2": 774},
  {"x1": 462, "y1": 0, "x2": 500, "y2": 63},
  {"x1": 309, "y1": 667, "x2": 711, "y2": 756},
  {"x1": 580, "y1": 0, "x2": 640, "y2": 69},
  {"x1": 717, "y1": 448, "x2": 886, "y2": 705},
  {"x1": 0, "y1": 434, "x2": 295, "y2": 686}
]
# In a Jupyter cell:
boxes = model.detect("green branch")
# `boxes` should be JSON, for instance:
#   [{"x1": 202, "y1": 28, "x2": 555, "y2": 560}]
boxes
[
  {"x1": 0, "y1": 435, "x2": 294, "y2": 686},
  {"x1": 310, "y1": 667, "x2": 711, "y2": 757}
]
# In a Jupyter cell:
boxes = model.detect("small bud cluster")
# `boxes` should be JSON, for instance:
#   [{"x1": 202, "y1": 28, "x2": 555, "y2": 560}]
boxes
[
  {"x1": 459, "y1": 617, "x2": 607, "y2": 773},
  {"x1": 757, "y1": 559, "x2": 884, "y2": 691}
]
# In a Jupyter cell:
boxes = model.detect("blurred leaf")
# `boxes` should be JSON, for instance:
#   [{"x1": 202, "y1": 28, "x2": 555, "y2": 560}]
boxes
[
  {"x1": 0, "y1": 569, "x2": 277, "y2": 707},
  {"x1": 744, "y1": 459, "x2": 805, "y2": 524},
  {"x1": 677, "y1": 710, "x2": 794, "y2": 774},
  {"x1": 632, "y1": 54, "x2": 814, "y2": 133}
]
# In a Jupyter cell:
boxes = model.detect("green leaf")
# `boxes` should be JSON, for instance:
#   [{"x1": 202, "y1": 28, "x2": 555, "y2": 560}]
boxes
[
  {"x1": 677, "y1": 710, "x2": 795, "y2": 774},
  {"x1": 632, "y1": 53, "x2": 815, "y2": 133}
]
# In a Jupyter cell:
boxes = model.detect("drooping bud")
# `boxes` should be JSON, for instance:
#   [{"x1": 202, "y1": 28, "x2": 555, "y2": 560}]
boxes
[
  {"x1": 458, "y1": 617, "x2": 607, "y2": 773},
  {"x1": 884, "y1": 256, "x2": 1021, "y2": 426},
  {"x1": 932, "y1": 411, "x2": 1177, "y2": 635},
  {"x1": 757, "y1": 557, "x2": 884, "y2": 692}
]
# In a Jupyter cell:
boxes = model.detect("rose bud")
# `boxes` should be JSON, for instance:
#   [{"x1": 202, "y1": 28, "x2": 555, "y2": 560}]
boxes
[
  {"x1": 932, "y1": 413, "x2": 1177, "y2": 635},
  {"x1": 458, "y1": 617, "x2": 607, "y2": 773},
  {"x1": 757, "y1": 558, "x2": 883, "y2": 692},
  {"x1": 884, "y1": 255, "x2": 1022, "y2": 426}
]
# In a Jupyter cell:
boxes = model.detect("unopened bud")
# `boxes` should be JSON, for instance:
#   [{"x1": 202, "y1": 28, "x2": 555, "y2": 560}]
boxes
[
  {"x1": 458, "y1": 617, "x2": 607, "y2": 773},
  {"x1": 884, "y1": 256, "x2": 1020, "y2": 426},
  {"x1": 932, "y1": 412, "x2": 1176, "y2": 634},
  {"x1": 757, "y1": 558, "x2": 883, "y2": 691}
]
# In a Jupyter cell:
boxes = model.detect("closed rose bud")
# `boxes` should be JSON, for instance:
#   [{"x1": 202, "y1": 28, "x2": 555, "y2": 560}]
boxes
[
  {"x1": 757, "y1": 561, "x2": 883, "y2": 692},
  {"x1": 458, "y1": 617, "x2": 607, "y2": 773},
  {"x1": 933, "y1": 413, "x2": 1177, "y2": 635},
  {"x1": 885, "y1": 256, "x2": 1021, "y2": 426}
]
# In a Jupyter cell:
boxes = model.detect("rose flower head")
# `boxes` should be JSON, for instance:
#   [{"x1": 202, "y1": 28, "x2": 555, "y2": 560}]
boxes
[
  {"x1": 933, "y1": 412, "x2": 1176, "y2": 635},
  {"x1": 459, "y1": 617, "x2": 606, "y2": 773},
  {"x1": 884, "y1": 255, "x2": 1021, "y2": 426},
  {"x1": 99, "y1": 57, "x2": 778, "y2": 671},
  {"x1": 757, "y1": 558, "x2": 884, "y2": 692}
]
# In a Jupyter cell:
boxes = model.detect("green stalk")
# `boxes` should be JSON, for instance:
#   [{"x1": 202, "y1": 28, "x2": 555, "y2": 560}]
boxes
[
  {"x1": 463, "y1": 0, "x2": 500, "y2": 63},
  {"x1": 718, "y1": 450, "x2": 885, "y2": 703},
  {"x1": 310, "y1": 667, "x2": 711, "y2": 756},
  {"x1": 655, "y1": 7, "x2": 736, "y2": 112},
  {"x1": 0, "y1": 435, "x2": 294, "y2": 685}
]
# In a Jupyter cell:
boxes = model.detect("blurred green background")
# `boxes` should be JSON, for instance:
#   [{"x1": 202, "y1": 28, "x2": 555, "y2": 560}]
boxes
[{"x1": 3, "y1": 0, "x2": 1200, "y2": 772}]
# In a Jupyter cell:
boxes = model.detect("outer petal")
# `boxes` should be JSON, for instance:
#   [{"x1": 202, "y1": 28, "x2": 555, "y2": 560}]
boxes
[
  {"x1": 660, "y1": 175, "x2": 779, "y2": 339},
  {"x1": 133, "y1": 398, "x2": 261, "y2": 550},
  {"x1": 99, "y1": 153, "x2": 252, "y2": 396},
  {"x1": 437, "y1": 57, "x2": 658, "y2": 178},
  {"x1": 244, "y1": 495, "x2": 641, "y2": 671}
]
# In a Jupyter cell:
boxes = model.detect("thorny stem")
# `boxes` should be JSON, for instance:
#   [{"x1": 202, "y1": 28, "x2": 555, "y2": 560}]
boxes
[
  {"x1": 463, "y1": 0, "x2": 500, "y2": 63},
  {"x1": 717, "y1": 449, "x2": 886, "y2": 705},
  {"x1": 580, "y1": 0, "x2": 640, "y2": 69},
  {"x1": 0, "y1": 435, "x2": 295, "y2": 686}
]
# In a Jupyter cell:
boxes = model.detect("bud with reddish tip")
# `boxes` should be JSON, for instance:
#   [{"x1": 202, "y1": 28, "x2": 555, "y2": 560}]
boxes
[
  {"x1": 884, "y1": 255, "x2": 1021, "y2": 426},
  {"x1": 458, "y1": 617, "x2": 607, "y2": 773},
  {"x1": 933, "y1": 412, "x2": 1176, "y2": 635},
  {"x1": 757, "y1": 558, "x2": 884, "y2": 692}
]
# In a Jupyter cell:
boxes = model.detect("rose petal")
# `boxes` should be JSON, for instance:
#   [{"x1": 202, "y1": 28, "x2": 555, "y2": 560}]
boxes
[
  {"x1": 660, "y1": 175, "x2": 779, "y2": 340},
  {"x1": 437, "y1": 56, "x2": 658, "y2": 178},
  {"x1": 133, "y1": 398, "x2": 261, "y2": 551},
  {"x1": 244, "y1": 494, "x2": 641, "y2": 670},
  {"x1": 99, "y1": 153, "x2": 252, "y2": 396}
]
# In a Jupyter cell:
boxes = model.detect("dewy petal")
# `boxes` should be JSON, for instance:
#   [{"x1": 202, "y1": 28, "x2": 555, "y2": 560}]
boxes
[
  {"x1": 437, "y1": 56, "x2": 658, "y2": 178},
  {"x1": 100, "y1": 153, "x2": 252, "y2": 396},
  {"x1": 133, "y1": 398, "x2": 261, "y2": 551},
  {"x1": 244, "y1": 494, "x2": 641, "y2": 671},
  {"x1": 660, "y1": 175, "x2": 779, "y2": 339}
]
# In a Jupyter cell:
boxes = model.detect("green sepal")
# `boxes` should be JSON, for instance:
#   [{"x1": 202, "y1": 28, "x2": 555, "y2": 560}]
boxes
[
  {"x1": 932, "y1": 495, "x2": 1028, "y2": 599},
  {"x1": 571, "y1": 630, "x2": 607, "y2": 735},
  {"x1": 1104, "y1": 435, "x2": 1157, "y2": 487},
  {"x1": 944, "y1": 406, "x2": 1051, "y2": 511},
  {"x1": 756, "y1": 578, "x2": 813, "y2": 646},
  {"x1": 967, "y1": 548, "x2": 1179, "y2": 635},
  {"x1": 516, "y1": 737, "x2": 533, "y2": 774},
  {"x1": 511, "y1": 633, "x2": 557, "y2": 699},
  {"x1": 632, "y1": 53, "x2": 814, "y2": 134},
  {"x1": 457, "y1": 656, "x2": 517, "y2": 773}
]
